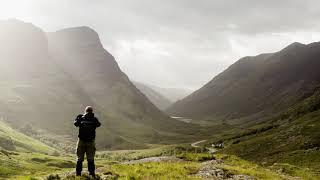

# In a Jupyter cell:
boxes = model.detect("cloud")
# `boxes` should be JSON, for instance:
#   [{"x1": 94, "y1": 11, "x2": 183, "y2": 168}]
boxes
[{"x1": 1, "y1": 0, "x2": 320, "y2": 90}]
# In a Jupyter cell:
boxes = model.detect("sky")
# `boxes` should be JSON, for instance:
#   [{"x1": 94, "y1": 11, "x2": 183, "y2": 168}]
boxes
[{"x1": 1, "y1": 0, "x2": 320, "y2": 90}]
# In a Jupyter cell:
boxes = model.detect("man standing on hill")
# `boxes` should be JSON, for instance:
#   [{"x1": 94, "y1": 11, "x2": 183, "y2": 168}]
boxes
[{"x1": 74, "y1": 106, "x2": 101, "y2": 177}]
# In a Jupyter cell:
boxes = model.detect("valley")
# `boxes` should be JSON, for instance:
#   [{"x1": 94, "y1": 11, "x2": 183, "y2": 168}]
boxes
[{"x1": 0, "y1": 19, "x2": 320, "y2": 179}]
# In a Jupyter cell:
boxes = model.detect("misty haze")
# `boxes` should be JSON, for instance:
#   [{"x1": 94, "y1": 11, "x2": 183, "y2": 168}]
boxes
[{"x1": 0, "y1": 0, "x2": 320, "y2": 179}]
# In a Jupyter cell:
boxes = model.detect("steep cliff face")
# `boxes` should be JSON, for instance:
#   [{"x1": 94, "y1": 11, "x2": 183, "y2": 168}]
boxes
[
  {"x1": 0, "y1": 20, "x2": 49, "y2": 80},
  {"x1": 0, "y1": 20, "x2": 197, "y2": 149},
  {"x1": 48, "y1": 26, "x2": 198, "y2": 148},
  {"x1": 0, "y1": 20, "x2": 89, "y2": 137},
  {"x1": 167, "y1": 42, "x2": 320, "y2": 123}
]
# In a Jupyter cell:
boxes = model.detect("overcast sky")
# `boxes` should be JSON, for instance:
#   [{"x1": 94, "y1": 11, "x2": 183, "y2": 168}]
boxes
[{"x1": 1, "y1": 0, "x2": 320, "y2": 90}]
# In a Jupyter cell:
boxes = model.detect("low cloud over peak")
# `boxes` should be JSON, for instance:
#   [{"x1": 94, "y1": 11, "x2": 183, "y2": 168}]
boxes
[{"x1": 1, "y1": 0, "x2": 320, "y2": 90}]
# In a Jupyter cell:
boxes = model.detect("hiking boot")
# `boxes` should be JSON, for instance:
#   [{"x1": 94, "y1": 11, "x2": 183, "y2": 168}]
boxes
[{"x1": 89, "y1": 174, "x2": 96, "y2": 179}]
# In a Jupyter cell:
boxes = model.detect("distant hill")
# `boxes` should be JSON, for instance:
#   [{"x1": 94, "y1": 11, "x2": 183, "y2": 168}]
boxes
[
  {"x1": 167, "y1": 42, "x2": 320, "y2": 124},
  {"x1": 133, "y1": 82, "x2": 172, "y2": 110},
  {"x1": 0, "y1": 19, "x2": 199, "y2": 149},
  {"x1": 142, "y1": 84, "x2": 192, "y2": 102}
]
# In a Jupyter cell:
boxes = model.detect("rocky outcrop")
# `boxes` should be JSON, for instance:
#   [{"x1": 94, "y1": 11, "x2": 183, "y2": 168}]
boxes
[{"x1": 196, "y1": 160, "x2": 254, "y2": 180}]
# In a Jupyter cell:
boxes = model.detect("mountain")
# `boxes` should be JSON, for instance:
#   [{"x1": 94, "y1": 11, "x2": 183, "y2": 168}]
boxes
[
  {"x1": 167, "y1": 42, "x2": 320, "y2": 124},
  {"x1": 0, "y1": 19, "x2": 198, "y2": 149},
  {"x1": 161, "y1": 41, "x2": 320, "y2": 177},
  {"x1": 133, "y1": 82, "x2": 172, "y2": 110}
]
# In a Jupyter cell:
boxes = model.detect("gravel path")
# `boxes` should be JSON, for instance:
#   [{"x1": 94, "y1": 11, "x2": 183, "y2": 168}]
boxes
[{"x1": 191, "y1": 140, "x2": 207, "y2": 147}]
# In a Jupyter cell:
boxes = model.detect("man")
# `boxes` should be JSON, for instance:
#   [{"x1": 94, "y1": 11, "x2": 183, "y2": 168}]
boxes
[{"x1": 74, "y1": 106, "x2": 101, "y2": 177}]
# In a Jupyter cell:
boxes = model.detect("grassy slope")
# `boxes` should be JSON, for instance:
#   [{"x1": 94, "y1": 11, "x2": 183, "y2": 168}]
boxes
[
  {"x1": 0, "y1": 152, "x2": 74, "y2": 179},
  {"x1": 0, "y1": 121, "x2": 55, "y2": 154},
  {"x1": 0, "y1": 120, "x2": 76, "y2": 179},
  {"x1": 203, "y1": 90, "x2": 320, "y2": 179},
  {"x1": 220, "y1": 111, "x2": 320, "y2": 179}
]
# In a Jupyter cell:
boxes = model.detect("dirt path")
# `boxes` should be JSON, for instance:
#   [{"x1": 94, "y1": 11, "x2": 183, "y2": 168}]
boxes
[
  {"x1": 191, "y1": 140, "x2": 207, "y2": 147},
  {"x1": 191, "y1": 139, "x2": 219, "y2": 154}
]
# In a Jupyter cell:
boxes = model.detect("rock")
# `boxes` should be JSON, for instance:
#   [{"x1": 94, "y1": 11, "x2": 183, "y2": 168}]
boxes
[
  {"x1": 196, "y1": 160, "x2": 254, "y2": 180},
  {"x1": 100, "y1": 173, "x2": 119, "y2": 180},
  {"x1": 228, "y1": 174, "x2": 254, "y2": 180},
  {"x1": 0, "y1": 136, "x2": 15, "y2": 151}
]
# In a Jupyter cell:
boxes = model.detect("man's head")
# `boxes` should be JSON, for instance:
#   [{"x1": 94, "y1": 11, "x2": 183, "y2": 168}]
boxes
[{"x1": 85, "y1": 106, "x2": 93, "y2": 114}]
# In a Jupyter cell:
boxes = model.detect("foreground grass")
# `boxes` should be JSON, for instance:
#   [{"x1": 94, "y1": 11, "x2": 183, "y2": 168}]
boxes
[
  {"x1": 1, "y1": 145, "x2": 317, "y2": 179},
  {"x1": 101, "y1": 161, "x2": 200, "y2": 179},
  {"x1": 0, "y1": 152, "x2": 74, "y2": 179},
  {"x1": 87, "y1": 152, "x2": 290, "y2": 180}
]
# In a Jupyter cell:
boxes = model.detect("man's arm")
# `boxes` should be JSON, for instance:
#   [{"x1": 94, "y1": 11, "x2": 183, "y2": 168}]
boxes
[
  {"x1": 95, "y1": 118, "x2": 101, "y2": 127},
  {"x1": 74, "y1": 114, "x2": 83, "y2": 127}
]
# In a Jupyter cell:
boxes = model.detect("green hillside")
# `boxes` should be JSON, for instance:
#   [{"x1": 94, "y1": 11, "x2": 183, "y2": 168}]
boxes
[
  {"x1": 0, "y1": 120, "x2": 76, "y2": 179},
  {"x1": 204, "y1": 89, "x2": 320, "y2": 179},
  {"x1": 0, "y1": 120, "x2": 55, "y2": 154}
]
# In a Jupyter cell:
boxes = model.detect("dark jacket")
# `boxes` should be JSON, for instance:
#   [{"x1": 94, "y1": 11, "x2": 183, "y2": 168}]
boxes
[{"x1": 74, "y1": 113, "x2": 101, "y2": 141}]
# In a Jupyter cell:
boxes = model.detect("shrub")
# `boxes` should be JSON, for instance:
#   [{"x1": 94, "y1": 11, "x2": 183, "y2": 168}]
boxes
[{"x1": 46, "y1": 174, "x2": 60, "y2": 180}]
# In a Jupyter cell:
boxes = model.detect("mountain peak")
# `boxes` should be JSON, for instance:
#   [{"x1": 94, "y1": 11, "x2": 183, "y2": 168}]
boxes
[
  {"x1": 55, "y1": 26, "x2": 98, "y2": 36},
  {"x1": 1, "y1": 18, "x2": 30, "y2": 25},
  {"x1": 282, "y1": 42, "x2": 305, "y2": 51},
  {"x1": 0, "y1": 19, "x2": 43, "y2": 33},
  {"x1": 50, "y1": 26, "x2": 102, "y2": 49},
  {"x1": 0, "y1": 19, "x2": 48, "y2": 55}
]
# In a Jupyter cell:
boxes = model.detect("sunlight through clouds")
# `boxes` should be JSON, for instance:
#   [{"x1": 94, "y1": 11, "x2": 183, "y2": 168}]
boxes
[{"x1": 1, "y1": 0, "x2": 320, "y2": 90}]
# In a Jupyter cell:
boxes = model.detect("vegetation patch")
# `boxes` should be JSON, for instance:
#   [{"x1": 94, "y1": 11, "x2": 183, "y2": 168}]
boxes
[
  {"x1": 31, "y1": 157, "x2": 52, "y2": 163},
  {"x1": 177, "y1": 152, "x2": 215, "y2": 162},
  {"x1": 270, "y1": 163, "x2": 319, "y2": 180},
  {"x1": 214, "y1": 154, "x2": 285, "y2": 179},
  {"x1": 0, "y1": 152, "x2": 74, "y2": 179},
  {"x1": 47, "y1": 161, "x2": 75, "y2": 169}
]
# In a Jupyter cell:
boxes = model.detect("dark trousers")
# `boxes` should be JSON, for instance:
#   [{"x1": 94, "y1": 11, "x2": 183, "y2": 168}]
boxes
[{"x1": 76, "y1": 139, "x2": 96, "y2": 176}]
